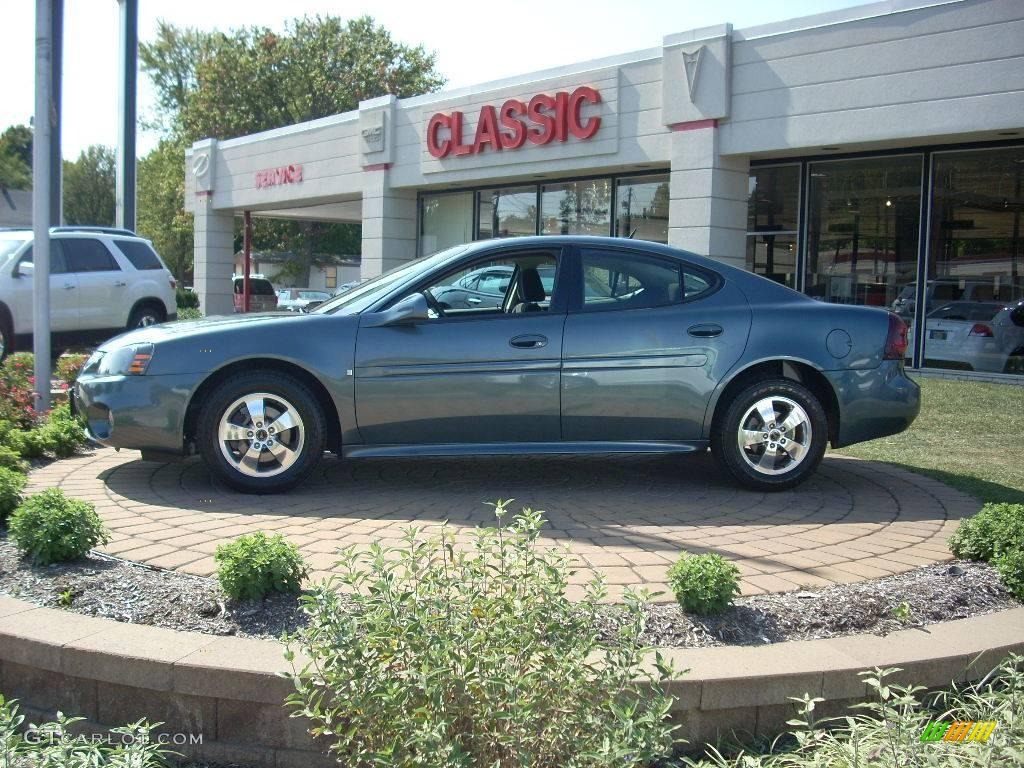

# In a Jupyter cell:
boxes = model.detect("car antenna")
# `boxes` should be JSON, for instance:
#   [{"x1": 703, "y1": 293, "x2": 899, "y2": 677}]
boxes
[{"x1": 628, "y1": 227, "x2": 639, "y2": 238}]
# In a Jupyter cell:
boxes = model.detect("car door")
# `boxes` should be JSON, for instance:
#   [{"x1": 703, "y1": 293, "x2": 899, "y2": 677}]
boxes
[
  {"x1": 9, "y1": 242, "x2": 80, "y2": 334},
  {"x1": 561, "y1": 245, "x2": 751, "y2": 442},
  {"x1": 62, "y1": 238, "x2": 127, "y2": 329},
  {"x1": 354, "y1": 248, "x2": 567, "y2": 445}
]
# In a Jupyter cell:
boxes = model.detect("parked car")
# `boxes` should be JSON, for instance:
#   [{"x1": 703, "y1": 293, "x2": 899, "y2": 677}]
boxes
[
  {"x1": 232, "y1": 276, "x2": 278, "y2": 313},
  {"x1": 891, "y1": 278, "x2": 1018, "y2": 318},
  {"x1": 919, "y1": 299, "x2": 1024, "y2": 374},
  {"x1": 334, "y1": 277, "x2": 370, "y2": 296},
  {"x1": 277, "y1": 288, "x2": 332, "y2": 313},
  {"x1": 0, "y1": 226, "x2": 177, "y2": 359},
  {"x1": 72, "y1": 236, "x2": 919, "y2": 494}
]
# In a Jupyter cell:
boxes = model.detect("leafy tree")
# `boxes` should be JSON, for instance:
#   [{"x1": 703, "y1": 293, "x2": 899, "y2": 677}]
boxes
[
  {"x1": 62, "y1": 145, "x2": 115, "y2": 226},
  {"x1": 0, "y1": 124, "x2": 33, "y2": 190},
  {"x1": 137, "y1": 137, "x2": 194, "y2": 281},
  {"x1": 138, "y1": 21, "x2": 214, "y2": 132}
]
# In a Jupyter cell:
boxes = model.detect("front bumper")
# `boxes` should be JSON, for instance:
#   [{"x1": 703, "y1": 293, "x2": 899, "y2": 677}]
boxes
[
  {"x1": 826, "y1": 362, "x2": 921, "y2": 448},
  {"x1": 72, "y1": 373, "x2": 197, "y2": 455}
]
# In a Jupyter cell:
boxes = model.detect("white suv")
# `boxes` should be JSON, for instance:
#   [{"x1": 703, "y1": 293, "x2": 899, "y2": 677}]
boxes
[{"x1": 0, "y1": 227, "x2": 177, "y2": 358}]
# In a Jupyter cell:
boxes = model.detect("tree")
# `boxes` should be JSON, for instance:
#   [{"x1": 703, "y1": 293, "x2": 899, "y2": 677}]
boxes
[
  {"x1": 137, "y1": 137, "x2": 194, "y2": 281},
  {"x1": 62, "y1": 145, "x2": 115, "y2": 226},
  {"x1": 139, "y1": 15, "x2": 445, "y2": 285},
  {"x1": 0, "y1": 124, "x2": 33, "y2": 190}
]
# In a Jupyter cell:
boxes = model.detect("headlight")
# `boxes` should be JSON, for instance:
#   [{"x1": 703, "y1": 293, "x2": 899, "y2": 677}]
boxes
[{"x1": 97, "y1": 343, "x2": 155, "y2": 376}]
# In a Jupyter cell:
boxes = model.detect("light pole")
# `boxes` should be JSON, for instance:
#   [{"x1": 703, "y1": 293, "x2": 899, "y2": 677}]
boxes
[
  {"x1": 115, "y1": 0, "x2": 138, "y2": 231},
  {"x1": 32, "y1": 0, "x2": 54, "y2": 412}
]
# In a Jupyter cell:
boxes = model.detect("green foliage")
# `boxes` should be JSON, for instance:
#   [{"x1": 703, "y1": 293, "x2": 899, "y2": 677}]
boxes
[
  {"x1": 215, "y1": 532, "x2": 307, "y2": 600},
  {"x1": 0, "y1": 352, "x2": 37, "y2": 430},
  {"x1": 7, "y1": 427, "x2": 50, "y2": 459},
  {"x1": 175, "y1": 287, "x2": 199, "y2": 309},
  {"x1": 995, "y1": 549, "x2": 1024, "y2": 600},
  {"x1": 0, "y1": 123, "x2": 32, "y2": 190},
  {"x1": 137, "y1": 137, "x2": 194, "y2": 281},
  {"x1": 8, "y1": 488, "x2": 110, "y2": 565},
  {"x1": 176, "y1": 307, "x2": 203, "y2": 320},
  {"x1": 62, "y1": 145, "x2": 115, "y2": 226},
  {"x1": 0, "y1": 693, "x2": 175, "y2": 766},
  {"x1": 0, "y1": 444, "x2": 27, "y2": 473},
  {"x1": 286, "y1": 502, "x2": 678, "y2": 767},
  {"x1": 948, "y1": 503, "x2": 1024, "y2": 562},
  {"x1": 55, "y1": 354, "x2": 89, "y2": 388},
  {"x1": 40, "y1": 403, "x2": 88, "y2": 458},
  {"x1": 667, "y1": 552, "x2": 741, "y2": 616},
  {"x1": 683, "y1": 656, "x2": 1024, "y2": 768},
  {"x1": 0, "y1": 466, "x2": 26, "y2": 524}
]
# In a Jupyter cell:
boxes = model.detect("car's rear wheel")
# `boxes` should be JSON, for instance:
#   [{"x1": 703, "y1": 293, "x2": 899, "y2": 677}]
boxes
[
  {"x1": 712, "y1": 378, "x2": 828, "y2": 491},
  {"x1": 0, "y1": 317, "x2": 12, "y2": 362},
  {"x1": 128, "y1": 303, "x2": 165, "y2": 329},
  {"x1": 198, "y1": 371, "x2": 324, "y2": 493}
]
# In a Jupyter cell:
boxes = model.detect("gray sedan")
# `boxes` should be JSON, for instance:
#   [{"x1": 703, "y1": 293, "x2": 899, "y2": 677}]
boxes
[{"x1": 72, "y1": 237, "x2": 919, "y2": 494}]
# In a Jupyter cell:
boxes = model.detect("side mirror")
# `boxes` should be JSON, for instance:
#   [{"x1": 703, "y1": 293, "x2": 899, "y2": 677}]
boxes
[
  {"x1": 15, "y1": 260, "x2": 33, "y2": 278},
  {"x1": 362, "y1": 292, "x2": 431, "y2": 328}
]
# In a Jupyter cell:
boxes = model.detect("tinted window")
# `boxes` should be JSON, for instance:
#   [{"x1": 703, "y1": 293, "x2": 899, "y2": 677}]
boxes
[
  {"x1": 477, "y1": 272, "x2": 511, "y2": 296},
  {"x1": 579, "y1": 249, "x2": 683, "y2": 312},
  {"x1": 18, "y1": 243, "x2": 69, "y2": 274},
  {"x1": 63, "y1": 239, "x2": 119, "y2": 272},
  {"x1": 115, "y1": 240, "x2": 162, "y2": 270},
  {"x1": 235, "y1": 279, "x2": 275, "y2": 296},
  {"x1": 928, "y1": 302, "x2": 1003, "y2": 322}
]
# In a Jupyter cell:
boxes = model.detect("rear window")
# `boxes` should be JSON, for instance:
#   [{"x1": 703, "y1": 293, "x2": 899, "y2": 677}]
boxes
[
  {"x1": 235, "y1": 278, "x2": 275, "y2": 295},
  {"x1": 115, "y1": 240, "x2": 163, "y2": 270},
  {"x1": 928, "y1": 302, "x2": 1003, "y2": 322}
]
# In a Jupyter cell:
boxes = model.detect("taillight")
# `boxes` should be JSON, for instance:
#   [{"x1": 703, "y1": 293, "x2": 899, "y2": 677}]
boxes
[
  {"x1": 168, "y1": 277, "x2": 177, "y2": 290},
  {"x1": 883, "y1": 313, "x2": 909, "y2": 360},
  {"x1": 969, "y1": 323, "x2": 994, "y2": 338}
]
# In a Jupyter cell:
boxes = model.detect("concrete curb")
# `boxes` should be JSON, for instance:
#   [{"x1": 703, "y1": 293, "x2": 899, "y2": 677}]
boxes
[{"x1": 1, "y1": 595, "x2": 1022, "y2": 764}]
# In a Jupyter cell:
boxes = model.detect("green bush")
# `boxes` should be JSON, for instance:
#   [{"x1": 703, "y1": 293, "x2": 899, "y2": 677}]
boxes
[
  {"x1": 176, "y1": 287, "x2": 199, "y2": 309},
  {"x1": 948, "y1": 503, "x2": 1024, "y2": 561},
  {"x1": 0, "y1": 467, "x2": 26, "y2": 524},
  {"x1": 0, "y1": 352, "x2": 38, "y2": 429},
  {"x1": 8, "y1": 488, "x2": 109, "y2": 565},
  {"x1": 285, "y1": 503, "x2": 678, "y2": 768},
  {"x1": 40, "y1": 403, "x2": 88, "y2": 458},
  {"x1": 0, "y1": 444, "x2": 27, "y2": 473},
  {"x1": 995, "y1": 549, "x2": 1024, "y2": 600},
  {"x1": 176, "y1": 306, "x2": 202, "y2": 320},
  {"x1": 667, "y1": 552, "x2": 741, "y2": 615},
  {"x1": 55, "y1": 353, "x2": 89, "y2": 388},
  {"x1": 8, "y1": 427, "x2": 49, "y2": 458},
  {"x1": 215, "y1": 532, "x2": 308, "y2": 600}
]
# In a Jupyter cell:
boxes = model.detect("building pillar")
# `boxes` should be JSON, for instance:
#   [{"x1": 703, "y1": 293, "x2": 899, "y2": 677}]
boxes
[
  {"x1": 360, "y1": 170, "x2": 417, "y2": 279},
  {"x1": 668, "y1": 123, "x2": 749, "y2": 269},
  {"x1": 194, "y1": 204, "x2": 235, "y2": 315}
]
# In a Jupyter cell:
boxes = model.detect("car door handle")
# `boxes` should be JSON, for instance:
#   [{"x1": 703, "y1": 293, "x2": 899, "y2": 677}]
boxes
[
  {"x1": 467, "y1": 296, "x2": 482, "y2": 304},
  {"x1": 63, "y1": 283, "x2": 75, "y2": 290},
  {"x1": 113, "y1": 280, "x2": 127, "y2": 287},
  {"x1": 510, "y1": 334, "x2": 548, "y2": 349},
  {"x1": 688, "y1": 323, "x2": 723, "y2": 338}
]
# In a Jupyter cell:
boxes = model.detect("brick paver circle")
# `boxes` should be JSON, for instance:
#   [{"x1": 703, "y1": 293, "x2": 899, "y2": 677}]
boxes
[{"x1": 27, "y1": 449, "x2": 977, "y2": 602}]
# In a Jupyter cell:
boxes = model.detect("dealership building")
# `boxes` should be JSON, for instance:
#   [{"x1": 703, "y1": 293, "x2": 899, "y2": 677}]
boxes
[{"x1": 186, "y1": 0, "x2": 1024, "y2": 378}]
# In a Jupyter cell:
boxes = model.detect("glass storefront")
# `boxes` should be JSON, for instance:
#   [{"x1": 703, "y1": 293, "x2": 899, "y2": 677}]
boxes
[
  {"x1": 747, "y1": 165, "x2": 800, "y2": 288},
  {"x1": 614, "y1": 176, "x2": 669, "y2": 243},
  {"x1": 477, "y1": 186, "x2": 536, "y2": 240},
  {"x1": 419, "y1": 191, "x2": 473, "y2": 257},
  {"x1": 540, "y1": 179, "x2": 613, "y2": 236}
]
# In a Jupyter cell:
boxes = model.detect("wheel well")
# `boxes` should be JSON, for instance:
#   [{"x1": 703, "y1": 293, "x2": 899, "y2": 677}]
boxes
[
  {"x1": 128, "y1": 298, "x2": 167, "y2": 323},
  {"x1": 0, "y1": 302, "x2": 12, "y2": 332},
  {"x1": 183, "y1": 359, "x2": 343, "y2": 454},
  {"x1": 711, "y1": 360, "x2": 840, "y2": 446}
]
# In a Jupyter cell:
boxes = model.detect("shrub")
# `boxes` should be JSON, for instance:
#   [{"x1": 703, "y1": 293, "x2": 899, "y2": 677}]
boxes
[
  {"x1": 177, "y1": 306, "x2": 202, "y2": 320},
  {"x1": 0, "y1": 467, "x2": 26, "y2": 524},
  {"x1": 667, "y1": 552, "x2": 741, "y2": 615},
  {"x1": 55, "y1": 353, "x2": 89, "y2": 388},
  {"x1": 8, "y1": 488, "x2": 109, "y2": 565},
  {"x1": 948, "y1": 503, "x2": 1024, "y2": 562},
  {"x1": 215, "y1": 532, "x2": 308, "y2": 600},
  {"x1": 0, "y1": 444, "x2": 27, "y2": 473},
  {"x1": 176, "y1": 287, "x2": 199, "y2": 309},
  {"x1": 40, "y1": 402, "x2": 88, "y2": 458},
  {"x1": 7, "y1": 427, "x2": 50, "y2": 459},
  {"x1": 0, "y1": 352, "x2": 37, "y2": 429},
  {"x1": 995, "y1": 550, "x2": 1024, "y2": 600},
  {"x1": 285, "y1": 503, "x2": 678, "y2": 768}
]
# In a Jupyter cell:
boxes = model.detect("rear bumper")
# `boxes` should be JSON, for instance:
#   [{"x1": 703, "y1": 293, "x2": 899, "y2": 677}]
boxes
[
  {"x1": 826, "y1": 362, "x2": 920, "y2": 448},
  {"x1": 71, "y1": 373, "x2": 195, "y2": 455}
]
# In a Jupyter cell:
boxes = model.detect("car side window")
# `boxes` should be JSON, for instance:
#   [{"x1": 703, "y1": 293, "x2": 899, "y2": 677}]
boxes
[
  {"x1": 579, "y1": 249, "x2": 681, "y2": 312},
  {"x1": 64, "y1": 239, "x2": 120, "y2": 272},
  {"x1": 17, "y1": 243, "x2": 70, "y2": 274},
  {"x1": 114, "y1": 240, "x2": 163, "y2": 270}
]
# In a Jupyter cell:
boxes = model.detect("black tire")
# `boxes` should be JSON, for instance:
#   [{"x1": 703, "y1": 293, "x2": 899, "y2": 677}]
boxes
[
  {"x1": 127, "y1": 303, "x2": 166, "y2": 329},
  {"x1": 712, "y1": 378, "x2": 828, "y2": 492},
  {"x1": 0, "y1": 316, "x2": 12, "y2": 362},
  {"x1": 198, "y1": 371, "x2": 325, "y2": 493}
]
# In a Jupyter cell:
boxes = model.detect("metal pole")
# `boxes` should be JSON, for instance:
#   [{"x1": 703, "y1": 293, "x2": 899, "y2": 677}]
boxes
[
  {"x1": 243, "y1": 211, "x2": 252, "y2": 313},
  {"x1": 32, "y1": 0, "x2": 53, "y2": 412},
  {"x1": 49, "y1": 0, "x2": 62, "y2": 226},
  {"x1": 115, "y1": 0, "x2": 137, "y2": 231}
]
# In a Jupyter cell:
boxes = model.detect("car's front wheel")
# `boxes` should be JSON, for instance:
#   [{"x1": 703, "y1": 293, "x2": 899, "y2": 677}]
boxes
[
  {"x1": 712, "y1": 378, "x2": 828, "y2": 491},
  {"x1": 198, "y1": 371, "x2": 325, "y2": 493}
]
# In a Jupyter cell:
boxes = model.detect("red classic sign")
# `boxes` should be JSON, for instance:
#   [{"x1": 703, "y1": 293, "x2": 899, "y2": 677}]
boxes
[
  {"x1": 255, "y1": 164, "x2": 303, "y2": 189},
  {"x1": 426, "y1": 86, "x2": 602, "y2": 159}
]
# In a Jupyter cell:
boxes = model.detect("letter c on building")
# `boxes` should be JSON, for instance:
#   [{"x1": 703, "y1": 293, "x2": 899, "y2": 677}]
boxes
[
  {"x1": 427, "y1": 113, "x2": 453, "y2": 158},
  {"x1": 568, "y1": 86, "x2": 601, "y2": 140}
]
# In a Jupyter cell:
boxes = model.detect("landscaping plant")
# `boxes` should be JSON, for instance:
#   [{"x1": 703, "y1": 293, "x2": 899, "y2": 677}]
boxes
[
  {"x1": 0, "y1": 467, "x2": 26, "y2": 525},
  {"x1": 995, "y1": 549, "x2": 1024, "y2": 601},
  {"x1": 215, "y1": 531, "x2": 308, "y2": 600},
  {"x1": 285, "y1": 502, "x2": 678, "y2": 768},
  {"x1": 54, "y1": 353, "x2": 89, "y2": 389},
  {"x1": 0, "y1": 352, "x2": 37, "y2": 430},
  {"x1": 948, "y1": 502, "x2": 1024, "y2": 562},
  {"x1": 7, "y1": 489, "x2": 110, "y2": 565},
  {"x1": 667, "y1": 552, "x2": 741, "y2": 615}
]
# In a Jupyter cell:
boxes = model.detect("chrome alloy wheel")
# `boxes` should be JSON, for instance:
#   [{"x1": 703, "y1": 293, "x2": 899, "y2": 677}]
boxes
[
  {"x1": 137, "y1": 314, "x2": 159, "y2": 327},
  {"x1": 217, "y1": 392, "x2": 305, "y2": 478},
  {"x1": 736, "y1": 396, "x2": 812, "y2": 476}
]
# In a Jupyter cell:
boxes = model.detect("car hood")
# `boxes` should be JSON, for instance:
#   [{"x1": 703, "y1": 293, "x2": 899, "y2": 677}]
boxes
[{"x1": 97, "y1": 312, "x2": 308, "y2": 350}]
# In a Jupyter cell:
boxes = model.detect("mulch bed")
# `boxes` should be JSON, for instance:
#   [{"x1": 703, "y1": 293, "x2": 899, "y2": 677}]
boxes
[{"x1": 0, "y1": 532, "x2": 1017, "y2": 647}]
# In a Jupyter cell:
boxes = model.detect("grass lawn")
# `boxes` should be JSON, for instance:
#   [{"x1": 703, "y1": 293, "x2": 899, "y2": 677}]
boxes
[{"x1": 836, "y1": 376, "x2": 1024, "y2": 505}]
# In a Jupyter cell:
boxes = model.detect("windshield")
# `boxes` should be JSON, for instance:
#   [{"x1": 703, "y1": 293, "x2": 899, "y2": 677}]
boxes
[
  {"x1": 312, "y1": 245, "x2": 469, "y2": 315},
  {"x1": 0, "y1": 236, "x2": 28, "y2": 263}
]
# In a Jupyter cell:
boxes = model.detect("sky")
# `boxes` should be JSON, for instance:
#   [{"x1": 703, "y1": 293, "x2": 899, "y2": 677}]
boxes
[{"x1": 2, "y1": 0, "x2": 868, "y2": 160}]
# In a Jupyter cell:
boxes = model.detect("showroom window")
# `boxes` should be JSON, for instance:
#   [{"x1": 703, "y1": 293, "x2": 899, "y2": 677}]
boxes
[
  {"x1": 420, "y1": 192, "x2": 474, "y2": 257},
  {"x1": 923, "y1": 146, "x2": 1024, "y2": 375},
  {"x1": 614, "y1": 175, "x2": 669, "y2": 243},
  {"x1": 746, "y1": 165, "x2": 800, "y2": 288},
  {"x1": 477, "y1": 186, "x2": 537, "y2": 240},
  {"x1": 805, "y1": 156, "x2": 922, "y2": 307},
  {"x1": 541, "y1": 179, "x2": 612, "y2": 236}
]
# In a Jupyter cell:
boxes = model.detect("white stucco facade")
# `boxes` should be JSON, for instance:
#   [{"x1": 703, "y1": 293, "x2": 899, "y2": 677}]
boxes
[{"x1": 187, "y1": 0, "x2": 1024, "y2": 327}]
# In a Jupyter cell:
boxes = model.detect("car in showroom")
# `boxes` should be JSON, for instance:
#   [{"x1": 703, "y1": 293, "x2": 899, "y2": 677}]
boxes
[
  {"x1": 276, "y1": 288, "x2": 332, "y2": 313},
  {"x1": 72, "y1": 236, "x2": 919, "y2": 493},
  {"x1": 919, "y1": 299, "x2": 1024, "y2": 374},
  {"x1": 0, "y1": 226, "x2": 177, "y2": 359}
]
